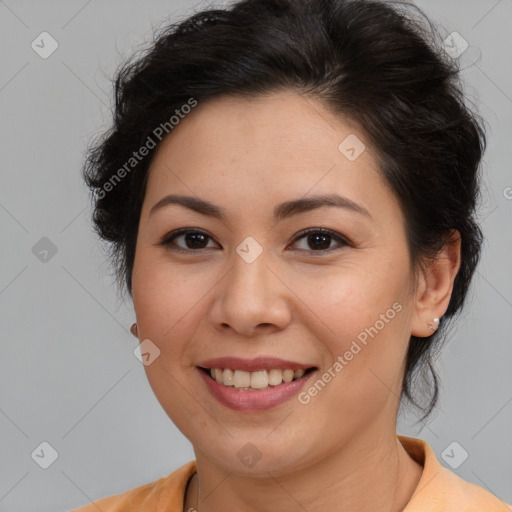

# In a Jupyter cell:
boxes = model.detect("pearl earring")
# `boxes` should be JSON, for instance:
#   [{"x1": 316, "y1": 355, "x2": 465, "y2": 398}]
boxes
[{"x1": 427, "y1": 318, "x2": 440, "y2": 331}]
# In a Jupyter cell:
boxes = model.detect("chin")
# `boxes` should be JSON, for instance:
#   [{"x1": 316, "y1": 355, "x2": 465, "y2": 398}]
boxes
[{"x1": 194, "y1": 435, "x2": 317, "y2": 478}]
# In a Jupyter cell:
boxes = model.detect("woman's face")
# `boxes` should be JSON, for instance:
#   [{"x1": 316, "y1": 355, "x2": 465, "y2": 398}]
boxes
[{"x1": 132, "y1": 91, "x2": 419, "y2": 475}]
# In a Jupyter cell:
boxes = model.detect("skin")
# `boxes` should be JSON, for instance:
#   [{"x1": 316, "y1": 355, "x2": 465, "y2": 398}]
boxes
[{"x1": 131, "y1": 90, "x2": 461, "y2": 512}]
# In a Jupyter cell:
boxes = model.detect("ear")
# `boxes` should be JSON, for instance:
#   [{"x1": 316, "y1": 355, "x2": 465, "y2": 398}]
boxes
[{"x1": 411, "y1": 229, "x2": 462, "y2": 337}]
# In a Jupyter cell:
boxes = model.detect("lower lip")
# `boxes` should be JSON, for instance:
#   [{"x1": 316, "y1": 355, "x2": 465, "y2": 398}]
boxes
[{"x1": 198, "y1": 368, "x2": 317, "y2": 411}]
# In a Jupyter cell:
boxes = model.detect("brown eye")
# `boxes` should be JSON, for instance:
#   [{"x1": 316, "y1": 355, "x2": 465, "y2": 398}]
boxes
[
  {"x1": 160, "y1": 229, "x2": 220, "y2": 252},
  {"x1": 291, "y1": 228, "x2": 351, "y2": 252}
]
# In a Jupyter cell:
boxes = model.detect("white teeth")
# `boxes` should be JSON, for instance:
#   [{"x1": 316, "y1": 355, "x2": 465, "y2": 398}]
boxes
[
  {"x1": 214, "y1": 368, "x2": 224, "y2": 384},
  {"x1": 250, "y1": 370, "x2": 268, "y2": 388},
  {"x1": 268, "y1": 368, "x2": 283, "y2": 386},
  {"x1": 223, "y1": 368, "x2": 234, "y2": 386},
  {"x1": 206, "y1": 367, "x2": 311, "y2": 390},
  {"x1": 233, "y1": 369, "x2": 251, "y2": 388},
  {"x1": 282, "y1": 369, "x2": 294, "y2": 383}
]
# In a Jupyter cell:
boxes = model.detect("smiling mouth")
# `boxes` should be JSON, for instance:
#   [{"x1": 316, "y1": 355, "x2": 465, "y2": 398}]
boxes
[{"x1": 198, "y1": 366, "x2": 317, "y2": 391}]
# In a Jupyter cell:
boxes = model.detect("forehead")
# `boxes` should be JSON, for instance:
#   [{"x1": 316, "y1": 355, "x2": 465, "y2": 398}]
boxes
[
  {"x1": 152, "y1": 91, "x2": 373, "y2": 168},
  {"x1": 142, "y1": 91, "x2": 397, "y2": 223}
]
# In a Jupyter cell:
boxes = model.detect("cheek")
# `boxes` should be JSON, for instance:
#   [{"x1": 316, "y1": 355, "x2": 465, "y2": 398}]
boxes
[
  {"x1": 292, "y1": 262, "x2": 411, "y2": 395},
  {"x1": 133, "y1": 248, "x2": 204, "y2": 320},
  {"x1": 132, "y1": 254, "x2": 213, "y2": 430},
  {"x1": 131, "y1": 252, "x2": 207, "y2": 360},
  {"x1": 297, "y1": 262, "x2": 407, "y2": 340}
]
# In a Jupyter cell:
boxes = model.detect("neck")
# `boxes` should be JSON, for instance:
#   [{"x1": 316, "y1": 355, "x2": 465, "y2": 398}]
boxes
[{"x1": 184, "y1": 428, "x2": 423, "y2": 512}]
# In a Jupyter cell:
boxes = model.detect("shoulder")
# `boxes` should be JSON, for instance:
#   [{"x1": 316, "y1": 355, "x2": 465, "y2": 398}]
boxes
[
  {"x1": 434, "y1": 465, "x2": 511, "y2": 510},
  {"x1": 70, "y1": 460, "x2": 197, "y2": 512},
  {"x1": 398, "y1": 435, "x2": 510, "y2": 512}
]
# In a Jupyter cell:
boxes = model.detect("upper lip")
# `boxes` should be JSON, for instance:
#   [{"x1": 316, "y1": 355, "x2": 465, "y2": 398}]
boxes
[{"x1": 197, "y1": 357, "x2": 316, "y2": 372}]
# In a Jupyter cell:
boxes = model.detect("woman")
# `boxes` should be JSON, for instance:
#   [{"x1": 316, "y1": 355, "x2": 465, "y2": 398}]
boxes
[{"x1": 72, "y1": 0, "x2": 508, "y2": 510}]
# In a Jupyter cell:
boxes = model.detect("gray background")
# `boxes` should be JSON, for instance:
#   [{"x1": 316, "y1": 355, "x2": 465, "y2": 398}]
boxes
[{"x1": 0, "y1": 0, "x2": 511, "y2": 510}]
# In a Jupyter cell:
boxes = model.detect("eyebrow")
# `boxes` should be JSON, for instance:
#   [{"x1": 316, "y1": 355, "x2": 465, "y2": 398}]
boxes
[{"x1": 149, "y1": 193, "x2": 371, "y2": 220}]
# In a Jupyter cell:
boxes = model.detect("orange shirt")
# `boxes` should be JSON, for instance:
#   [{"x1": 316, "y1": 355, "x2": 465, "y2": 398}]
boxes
[{"x1": 71, "y1": 435, "x2": 510, "y2": 511}]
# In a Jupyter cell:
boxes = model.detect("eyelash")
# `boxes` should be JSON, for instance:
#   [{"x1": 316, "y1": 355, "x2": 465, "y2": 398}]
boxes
[{"x1": 158, "y1": 227, "x2": 353, "y2": 254}]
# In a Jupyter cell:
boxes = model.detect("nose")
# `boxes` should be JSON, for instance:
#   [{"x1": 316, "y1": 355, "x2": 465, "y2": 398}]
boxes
[{"x1": 209, "y1": 249, "x2": 292, "y2": 337}]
